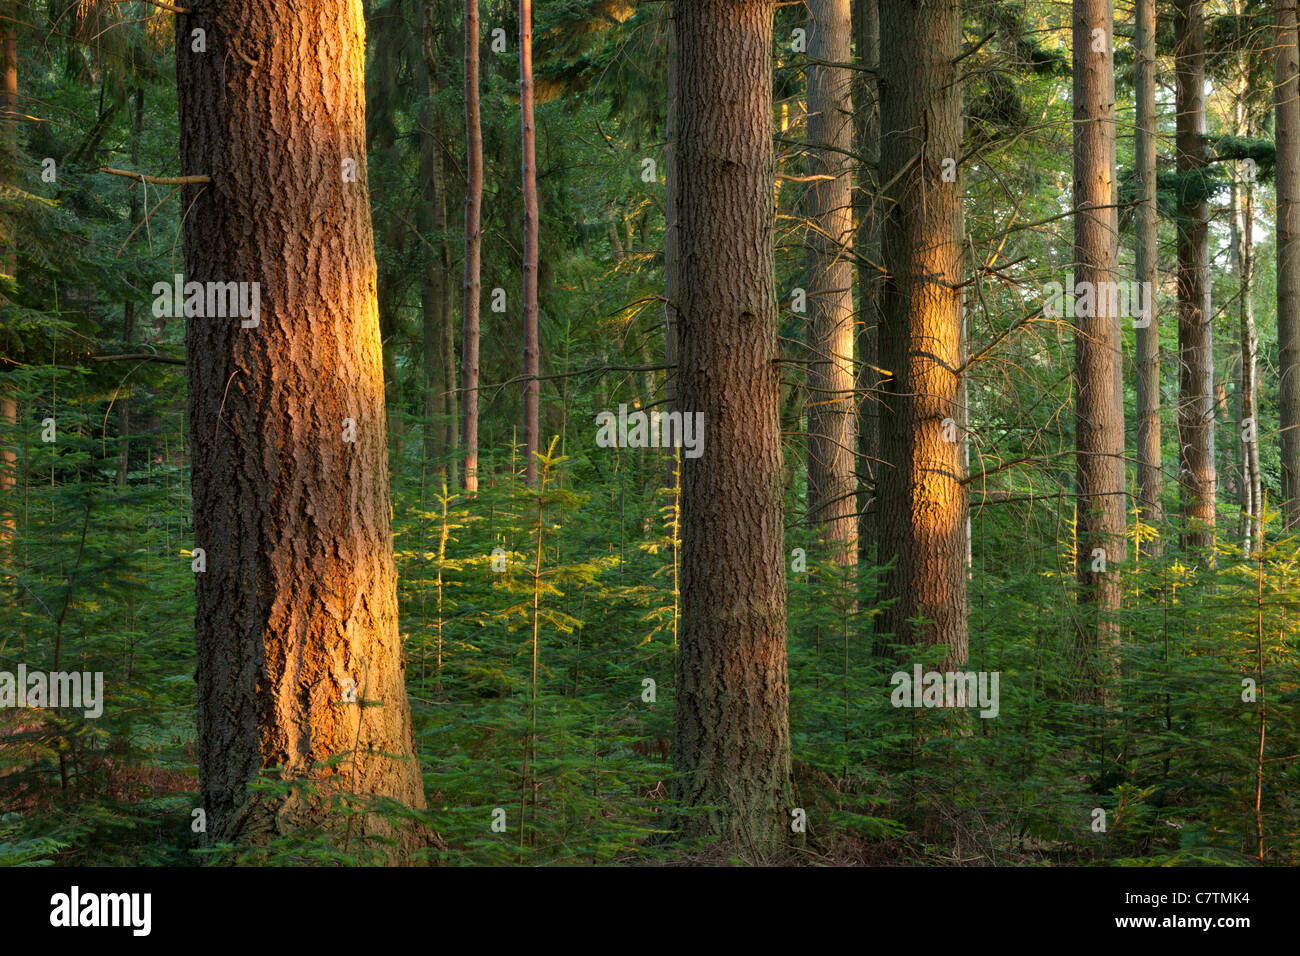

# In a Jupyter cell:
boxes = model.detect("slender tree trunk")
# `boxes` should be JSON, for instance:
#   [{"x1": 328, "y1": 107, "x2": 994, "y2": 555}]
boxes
[
  {"x1": 177, "y1": 0, "x2": 428, "y2": 861},
  {"x1": 117, "y1": 86, "x2": 146, "y2": 490},
  {"x1": 663, "y1": 1, "x2": 678, "y2": 487},
  {"x1": 1, "y1": 2, "x2": 19, "y2": 553},
  {"x1": 1232, "y1": 90, "x2": 1261, "y2": 554},
  {"x1": 874, "y1": 0, "x2": 967, "y2": 667},
  {"x1": 1174, "y1": 0, "x2": 1215, "y2": 556},
  {"x1": 1278, "y1": 0, "x2": 1300, "y2": 530},
  {"x1": 520, "y1": 0, "x2": 540, "y2": 484},
  {"x1": 671, "y1": 0, "x2": 795, "y2": 854},
  {"x1": 461, "y1": 0, "x2": 482, "y2": 492},
  {"x1": 420, "y1": 96, "x2": 447, "y2": 473},
  {"x1": 804, "y1": 0, "x2": 857, "y2": 571},
  {"x1": 854, "y1": 0, "x2": 880, "y2": 568},
  {"x1": 1134, "y1": 0, "x2": 1162, "y2": 557},
  {"x1": 1072, "y1": 0, "x2": 1125, "y2": 699}
]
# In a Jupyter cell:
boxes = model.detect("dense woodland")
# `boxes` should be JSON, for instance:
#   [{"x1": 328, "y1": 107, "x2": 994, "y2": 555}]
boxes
[{"x1": 1, "y1": 0, "x2": 1299, "y2": 868}]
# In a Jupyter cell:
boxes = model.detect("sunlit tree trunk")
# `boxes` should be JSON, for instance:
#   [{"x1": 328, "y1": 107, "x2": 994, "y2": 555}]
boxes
[
  {"x1": 804, "y1": 0, "x2": 857, "y2": 571},
  {"x1": 1072, "y1": 0, "x2": 1125, "y2": 700},
  {"x1": 1, "y1": 1, "x2": 19, "y2": 552},
  {"x1": 672, "y1": 0, "x2": 795, "y2": 854},
  {"x1": 461, "y1": 0, "x2": 482, "y2": 492},
  {"x1": 1174, "y1": 0, "x2": 1215, "y2": 556},
  {"x1": 177, "y1": 0, "x2": 428, "y2": 861},
  {"x1": 1134, "y1": 0, "x2": 1162, "y2": 557},
  {"x1": 1277, "y1": 0, "x2": 1300, "y2": 529},
  {"x1": 874, "y1": 0, "x2": 967, "y2": 668}
]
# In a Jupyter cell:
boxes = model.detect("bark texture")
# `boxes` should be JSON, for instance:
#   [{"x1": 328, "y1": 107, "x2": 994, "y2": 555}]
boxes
[
  {"x1": 1072, "y1": 0, "x2": 1125, "y2": 697},
  {"x1": 671, "y1": 0, "x2": 795, "y2": 854},
  {"x1": 461, "y1": 0, "x2": 482, "y2": 492},
  {"x1": 1134, "y1": 0, "x2": 1162, "y2": 556},
  {"x1": 177, "y1": 0, "x2": 428, "y2": 862},
  {"x1": 874, "y1": 0, "x2": 968, "y2": 668},
  {"x1": 1174, "y1": 0, "x2": 1216, "y2": 555},
  {"x1": 520, "y1": 0, "x2": 540, "y2": 484},
  {"x1": 804, "y1": 0, "x2": 857, "y2": 569},
  {"x1": 1278, "y1": 0, "x2": 1300, "y2": 529}
]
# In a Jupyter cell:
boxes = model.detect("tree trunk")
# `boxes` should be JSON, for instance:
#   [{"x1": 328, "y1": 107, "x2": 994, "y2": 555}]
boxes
[
  {"x1": 461, "y1": 0, "x2": 482, "y2": 492},
  {"x1": 176, "y1": 0, "x2": 428, "y2": 862},
  {"x1": 854, "y1": 0, "x2": 880, "y2": 568},
  {"x1": 1278, "y1": 0, "x2": 1300, "y2": 530},
  {"x1": 1232, "y1": 85, "x2": 1261, "y2": 554},
  {"x1": 1134, "y1": 0, "x2": 1162, "y2": 557},
  {"x1": 874, "y1": 0, "x2": 967, "y2": 668},
  {"x1": 117, "y1": 86, "x2": 146, "y2": 490},
  {"x1": 1072, "y1": 0, "x2": 1125, "y2": 699},
  {"x1": 1174, "y1": 0, "x2": 1215, "y2": 556},
  {"x1": 804, "y1": 0, "x2": 857, "y2": 571},
  {"x1": 520, "y1": 0, "x2": 540, "y2": 484},
  {"x1": 2, "y1": 1, "x2": 19, "y2": 554},
  {"x1": 663, "y1": 0, "x2": 678, "y2": 487},
  {"x1": 420, "y1": 94, "x2": 447, "y2": 474},
  {"x1": 671, "y1": 0, "x2": 795, "y2": 854}
]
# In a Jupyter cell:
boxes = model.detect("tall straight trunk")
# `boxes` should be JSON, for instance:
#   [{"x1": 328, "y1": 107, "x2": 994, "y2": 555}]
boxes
[
  {"x1": 1, "y1": 2, "x2": 19, "y2": 553},
  {"x1": 520, "y1": 0, "x2": 540, "y2": 484},
  {"x1": 874, "y1": 0, "x2": 967, "y2": 668},
  {"x1": 177, "y1": 0, "x2": 427, "y2": 861},
  {"x1": 804, "y1": 0, "x2": 857, "y2": 570},
  {"x1": 1134, "y1": 0, "x2": 1162, "y2": 556},
  {"x1": 1232, "y1": 88, "x2": 1261, "y2": 554},
  {"x1": 672, "y1": 0, "x2": 795, "y2": 853},
  {"x1": 663, "y1": 1, "x2": 678, "y2": 451},
  {"x1": 1174, "y1": 0, "x2": 1215, "y2": 556},
  {"x1": 461, "y1": 0, "x2": 482, "y2": 492},
  {"x1": 1278, "y1": 0, "x2": 1300, "y2": 529},
  {"x1": 117, "y1": 86, "x2": 146, "y2": 490},
  {"x1": 421, "y1": 3, "x2": 457, "y2": 488},
  {"x1": 854, "y1": 0, "x2": 880, "y2": 567},
  {"x1": 420, "y1": 96, "x2": 447, "y2": 472},
  {"x1": 1073, "y1": 0, "x2": 1125, "y2": 700}
]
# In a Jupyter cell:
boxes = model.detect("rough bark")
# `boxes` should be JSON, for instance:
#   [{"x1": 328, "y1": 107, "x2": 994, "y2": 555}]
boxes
[
  {"x1": 874, "y1": 0, "x2": 967, "y2": 668},
  {"x1": 671, "y1": 0, "x2": 795, "y2": 854},
  {"x1": 1072, "y1": 0, "x2": 1125, "y2": 698},
  {"x1": 1232, "y1": 86, "x2": 1260, "y2": 554},
  {"x1": 1174, "y1": 0, "x2": 1215, "y2": 556},
  {"x1": 804, "y1": 0, "x2": 857, "y2": 570},
  {"x1": 461, "y1": 0, "x2": 482, "y2": 492},
  {"x1": 1278, "y1": 0, "x2": 1300, "y2": 529},
  {"x1": 520, "y1": 0, "x2": 540, "y2": 484},
  {"x1": 1134, "y1": 0, "x2": 1162, "y2": 557},
  {"x1": 177, "y1": 0, "x2": 428, "y2": 862},
  {"x1": 853, "y1": 0, "x2": 880, "y2": 567}
]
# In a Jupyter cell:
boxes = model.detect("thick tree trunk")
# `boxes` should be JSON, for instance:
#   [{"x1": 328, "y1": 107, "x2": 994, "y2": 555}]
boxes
[
  {"x1": 177, "y1": 0, "x2": 428, "y2": 862},
  {"x1": 671, "y1": 0, "x2": 795, "y2": 854},
  {"x1": 854, "y1": 0, "x2": 880, "y2": 567},
  {"x1": 874, "y1": 0, "x2": 967, "y2": 668},
  {"x1": 1174, "y1": 0, "x2": 1215, "y2": 556},
  {"x1": 1278, "y1": 0, "x2": 1300, "y2": 530},
  {"x1": 1134, "y1": 0, "x2": 1162, "y2": 557},
  {"x1": 461, "y1": 0, "x2": 482, "y2": 492},
  {"x1": 520, "y1": 0, "x2": 540, "y2": 484},
  {"x1": 804, "y1": 0, "x2": 857, "y2": 571},
  {"x1": 1072, "y1": 0, "x2": 1125, "y2": 698}
]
